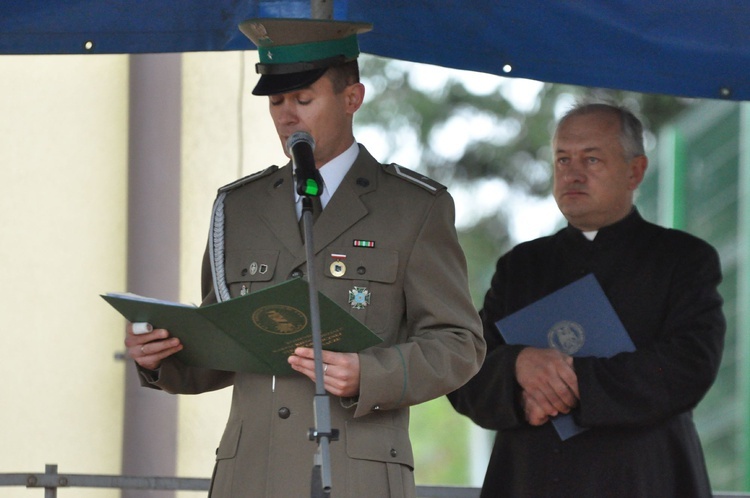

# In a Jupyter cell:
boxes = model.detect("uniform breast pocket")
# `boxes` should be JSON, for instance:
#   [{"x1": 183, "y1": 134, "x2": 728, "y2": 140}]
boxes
[
  {"x1": 225, "y1": 249, "x2": 279, "y2": 297},
  {"x1": 324, "y1": 247, "x2": 400, "y2": 335}
]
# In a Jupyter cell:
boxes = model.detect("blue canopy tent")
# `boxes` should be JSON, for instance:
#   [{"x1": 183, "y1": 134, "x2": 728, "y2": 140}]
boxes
[{"x1": 1, "y1": 0, "x2": 748, "y2": 101}]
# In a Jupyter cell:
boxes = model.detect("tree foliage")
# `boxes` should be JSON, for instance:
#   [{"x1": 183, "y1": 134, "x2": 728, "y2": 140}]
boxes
[{"x1": 357, "y1": 54, "x2": 690, "y2": 205}]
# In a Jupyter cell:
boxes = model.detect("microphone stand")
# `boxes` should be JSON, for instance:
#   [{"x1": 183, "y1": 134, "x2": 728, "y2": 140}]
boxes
[{"x1": 299, "y1": 190, "x2": 338, "y2": 498}]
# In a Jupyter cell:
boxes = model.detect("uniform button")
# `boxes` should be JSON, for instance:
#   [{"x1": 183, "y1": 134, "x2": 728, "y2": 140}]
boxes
[
  {"x1": 241, "y1": 268, "x2": 248, "y2": 276},
  {"x1": 278, "y1": 407, "x2": 291, "y2": 419},
  {"x1": 290, "y1": 269, "x2": 303, "y2": 279},
  {"x1": 390, "y1": 448, "x2": 398, "y2": 458},
  {"x1": 372, "y1": 405, "x2": 380, "y2": 411},
  {"x1": 357, "y1": 266, "x2": 366, "y2": 275}
]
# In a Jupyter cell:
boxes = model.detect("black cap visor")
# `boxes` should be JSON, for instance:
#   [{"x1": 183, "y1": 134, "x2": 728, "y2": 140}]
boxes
[{"x1": 252, "y1": 67, "x2": 328, "y2": 96}]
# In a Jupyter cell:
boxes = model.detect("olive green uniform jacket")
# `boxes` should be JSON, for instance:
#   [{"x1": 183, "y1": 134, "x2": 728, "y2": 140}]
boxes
[{"x1": 140, "y1": 145, "x2": 485, "y2": 498}]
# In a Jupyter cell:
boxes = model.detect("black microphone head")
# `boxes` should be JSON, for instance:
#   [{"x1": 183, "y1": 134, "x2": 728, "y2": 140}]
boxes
[
  {"x1": 288, "y1": 131, "x2": 322, "y2": 197},
  {"x1": 286, "y1": 131, "x2": 315, "y2": 155}
]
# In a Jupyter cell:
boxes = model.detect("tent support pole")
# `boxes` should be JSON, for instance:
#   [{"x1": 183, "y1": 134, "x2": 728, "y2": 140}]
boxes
[
  {"x1": 311, "y1": 0, "x2": 333, "y2": 19},
  {"x1": 122, "y1": 53, "x2": 182, "y2": 498}
]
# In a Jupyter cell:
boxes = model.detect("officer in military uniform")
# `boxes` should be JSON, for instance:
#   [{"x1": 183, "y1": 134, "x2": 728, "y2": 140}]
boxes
[{"x1": 125, "y1": 18, "x2": 485, "y2": 498}]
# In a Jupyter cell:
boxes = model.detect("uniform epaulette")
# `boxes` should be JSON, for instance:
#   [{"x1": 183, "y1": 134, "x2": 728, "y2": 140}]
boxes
[
  {"x1": 218, "y1": 165, "x2": 279, "y2": 193},
  {"x1": 383, "y1": 163, "x2": 446, "y2": 194}
]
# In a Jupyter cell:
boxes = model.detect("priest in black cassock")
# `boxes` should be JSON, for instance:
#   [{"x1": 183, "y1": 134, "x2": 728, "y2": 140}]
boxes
[{"x1": 449, "y1": 101, "x2": 725, "y2": 498}]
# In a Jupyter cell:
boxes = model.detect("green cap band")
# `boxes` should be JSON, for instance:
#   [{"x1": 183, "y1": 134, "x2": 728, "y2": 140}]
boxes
[{"x1": 259, "y1": 35, "x2": 360, "y2": 65}]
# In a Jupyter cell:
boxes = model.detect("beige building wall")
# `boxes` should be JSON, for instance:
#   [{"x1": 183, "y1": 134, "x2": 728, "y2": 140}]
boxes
[
  {"x1": 0, "y1": 54, "x2": 128, "y2": 497},
  {"x1": 0, "y1": 50, "x2": 284, "y2": 496}
]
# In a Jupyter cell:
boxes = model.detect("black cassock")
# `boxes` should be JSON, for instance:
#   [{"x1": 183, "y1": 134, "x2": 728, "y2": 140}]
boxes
[{"x1": 450, "y1": 209, "x2": 725, "y2": 498}]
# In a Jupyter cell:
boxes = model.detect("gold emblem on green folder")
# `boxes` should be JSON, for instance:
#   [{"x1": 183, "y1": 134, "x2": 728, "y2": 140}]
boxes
[
  {"x1": 252, "y1": 305, "x2": 307, "y2": 335},
  {"x1": 102, "y1": 277, "x2": 383, "y2": 375}
]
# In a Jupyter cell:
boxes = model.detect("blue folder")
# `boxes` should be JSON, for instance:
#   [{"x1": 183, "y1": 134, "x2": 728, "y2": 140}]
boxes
[{"x1": 495, "y1": 273, "x2": 635, "y2": 440}]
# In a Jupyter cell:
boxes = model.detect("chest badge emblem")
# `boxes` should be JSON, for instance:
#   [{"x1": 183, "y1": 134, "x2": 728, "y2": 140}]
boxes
[
  {"x1": 348, "y1": 286, "x2": 371, "y2": 310},
  {"x1": 330, "y1": 253, "x2": 347, "y2": 278}
]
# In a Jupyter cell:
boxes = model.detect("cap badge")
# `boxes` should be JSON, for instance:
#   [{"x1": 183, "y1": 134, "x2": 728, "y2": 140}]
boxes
[{"x1": 248, "y1": 22, "x2": 271, "y2": 43}]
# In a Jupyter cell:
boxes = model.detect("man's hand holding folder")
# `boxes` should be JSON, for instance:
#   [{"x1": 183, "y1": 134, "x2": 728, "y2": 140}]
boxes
[
  {"x1": 125, "y1": 324, "x2": 183, "y2": 372},
  {"x1": 496, "y1": 273, "x2": 635, "y2": 440},
  {"x1": 516, "y1": 347, "x2": 579, "y2": 426}
]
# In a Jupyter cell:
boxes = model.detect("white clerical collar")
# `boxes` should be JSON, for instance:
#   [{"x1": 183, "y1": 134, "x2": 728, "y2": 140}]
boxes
[{"x1": 295, "y1": 141, "x2": 358, "y2": 214}]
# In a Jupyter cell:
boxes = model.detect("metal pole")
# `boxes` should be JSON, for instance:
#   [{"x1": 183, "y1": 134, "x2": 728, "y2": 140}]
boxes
[
  {"x1": 44, "y1": 464, "x2": 57, "y2": 498},
  {"x1": 299, "y1": 195, "x2": 337, "y2": 496},
  {"x1": 122, "y1": 53, "x2": 182, "y2": 498},
  {"x1": 311, "y1": 0, "x2": 333, "y2": 20},
  {"x1": 738, "y1": 103, "x2": 750, "y2": 489}
]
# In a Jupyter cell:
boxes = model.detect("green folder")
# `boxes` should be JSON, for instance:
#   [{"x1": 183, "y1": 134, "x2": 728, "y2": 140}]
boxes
[{"x1": 102, "y1": 278, "x2": 383, "y2": 375}]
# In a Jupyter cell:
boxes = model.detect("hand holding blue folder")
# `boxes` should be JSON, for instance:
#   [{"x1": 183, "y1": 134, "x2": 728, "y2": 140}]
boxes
[{"x1": 495, "y1": 273, "x2": 636, "y2": 440}]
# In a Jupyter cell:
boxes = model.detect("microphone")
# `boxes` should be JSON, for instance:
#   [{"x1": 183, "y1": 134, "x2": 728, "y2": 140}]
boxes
[{"x1": 287, "y1": 131, "x2": 323, "y2": 197}]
